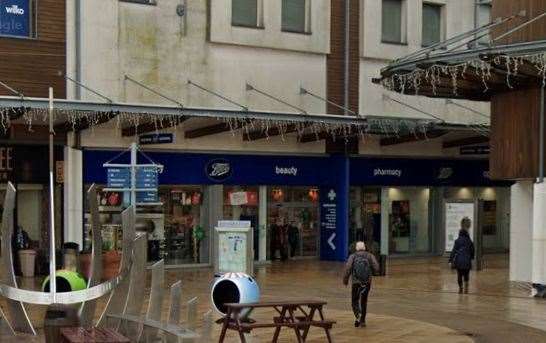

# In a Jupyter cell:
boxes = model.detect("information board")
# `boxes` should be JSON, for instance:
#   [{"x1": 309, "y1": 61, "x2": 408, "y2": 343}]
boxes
[
  {"x1": 218, "y1": 232, "x2": 247, "y2": 273},
  {"x1": 136, "y1": 167, "x2": 158, "y2": 202},
  {"x1": 215, "y1": 222, "x2": 252, "y2": 275},
  {"x1": 445, "y1": 202, "x2": 475, "y2": 252},
  {"x1": 107, "y1": 168, "x2": 131, "y2": 188},
  {"x1": 107, "y1": 166, "x2": 159, "y2": 203}
]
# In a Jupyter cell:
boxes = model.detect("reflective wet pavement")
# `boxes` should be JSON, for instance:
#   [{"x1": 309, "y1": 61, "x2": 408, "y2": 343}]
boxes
[{"x1": 2, "y1": 254, "x2": 546, "y2": 342}]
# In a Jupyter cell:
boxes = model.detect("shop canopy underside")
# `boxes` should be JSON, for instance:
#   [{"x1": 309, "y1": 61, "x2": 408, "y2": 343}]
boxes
[
  {"x1": 375, "y1": 40, "x2": 546, "y2": 101},
  {"x1": 0, "y1": 95, "x2": 487, "y2": 144}
]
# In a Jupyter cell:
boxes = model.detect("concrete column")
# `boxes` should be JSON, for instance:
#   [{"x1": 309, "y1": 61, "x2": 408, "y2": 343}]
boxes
[
  {"x1": 533, "y1": 182, "x2": 546, "y2": 284},
  {"x1": 63, "y1": 146, "x2": 83, "y2": 248},
  {"x1": 380, "y1": 187, "x2": 389, "y2": 255},
  {"x1": 258, "y1": 186, "x2": 268, "y2": 262},
  {"x1": 509, "y1": 181, "x2": 533, "y2": 282},
  {"x1": 353, "y1": 187, "x2": 363, "y2": 230},
  {"x1": 205, "y1": 185, "x2": 223, "y2": 266}
]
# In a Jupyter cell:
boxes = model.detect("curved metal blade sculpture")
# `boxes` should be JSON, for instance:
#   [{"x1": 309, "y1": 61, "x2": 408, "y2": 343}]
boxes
[{"x1": 0, "y1": 183, "x2": 202, "y2": 341}]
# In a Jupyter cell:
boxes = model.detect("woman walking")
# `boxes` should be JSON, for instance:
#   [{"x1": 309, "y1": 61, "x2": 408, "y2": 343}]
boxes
[{"x1": 449, "y1": 217, "x2": 475, "y2": 294}]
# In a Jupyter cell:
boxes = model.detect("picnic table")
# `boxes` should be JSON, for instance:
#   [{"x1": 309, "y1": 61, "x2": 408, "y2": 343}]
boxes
[{"x1": 216, "y1": 300, "x2": 335, "y2": 343}]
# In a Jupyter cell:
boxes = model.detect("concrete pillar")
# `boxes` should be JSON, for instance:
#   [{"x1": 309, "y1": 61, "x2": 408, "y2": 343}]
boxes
[
  {"x1": 380, "y1": 187, "x2": 389, "y2": 255},
  {"x1": 258, "y1": 185, "x2": 268, "y2": 262},
  {"x1": 353, "y1": 187, "x2": 363, "y2": 231},
  {"x1": 509, "y1": 181, "x2": 533, "y2": 282},
  {"x1": 205, "y1": 185, "x2": 223, "y2": 266},
  {"x1": 533, "y1": 182, "x2": 546, "y2": 284},
  {"x1": 63, "y1": 146, "x2": 83, "y2": 248}
]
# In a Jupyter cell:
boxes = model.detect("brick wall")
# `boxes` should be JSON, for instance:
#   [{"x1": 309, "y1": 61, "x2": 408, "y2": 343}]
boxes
[
  {"x1": 0, "y1": 0, "x2": 66, "y2": 98},
  {"x1": 327, "y1": 0, "x2": 360, "y2": 116},
  {"x1": 326, "y1": 0, "x2": 360, "y2": 153}
]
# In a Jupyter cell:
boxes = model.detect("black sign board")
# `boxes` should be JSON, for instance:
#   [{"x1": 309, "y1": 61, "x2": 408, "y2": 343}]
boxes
[
  {"x1": 460, "y1": 145, "x2": 490, "y2": 155},
  {"x1": 139, "y1": 133, "x2": 174, "y2": 145}
]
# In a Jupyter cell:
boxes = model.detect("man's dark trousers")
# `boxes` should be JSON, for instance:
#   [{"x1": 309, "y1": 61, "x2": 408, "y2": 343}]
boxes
[{"x1": 351, "y1": 282, "x2": 370, "y2": 323}]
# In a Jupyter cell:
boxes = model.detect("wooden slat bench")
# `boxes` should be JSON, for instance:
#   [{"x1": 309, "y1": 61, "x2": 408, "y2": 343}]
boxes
[{"x1": 216, "y1": 300, "x2": 335, "y2": 342}]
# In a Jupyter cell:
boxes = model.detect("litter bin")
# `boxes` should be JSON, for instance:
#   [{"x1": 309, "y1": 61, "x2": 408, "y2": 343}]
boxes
[
  {"x1": 43, "y1": 304, "x2": 80, "y2": 343},
  {"x1": 18, "y1": 250, "x2": 36, "y2": 277},
  {"x1": 42, "y1": 270, "x2": 87, "y2": 293}
]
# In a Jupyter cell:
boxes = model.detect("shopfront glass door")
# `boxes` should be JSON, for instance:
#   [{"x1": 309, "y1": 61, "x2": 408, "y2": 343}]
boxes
[
  {"x1": 350, "y1": 187, "x2": 381, "y2": 256},
  {"x1": 386, "y1": 187, "x2": 431, "y2": 255},
  {"x1": 268, "y1": 186, "x2": 319, "y2": 259},
  {"x1": 223, "y1": 186, "x2": 260, "y2": 260}
]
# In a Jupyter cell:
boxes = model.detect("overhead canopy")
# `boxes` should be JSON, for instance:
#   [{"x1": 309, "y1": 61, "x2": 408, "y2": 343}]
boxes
[
  {"x1": 0, "y1": 95, "x2": 484, "y2": 143},
  {"x1": 374, "y1": 12, "x2": 546, "y2": 101},
  {"x1": 375, "y1": 40, "x2": 546, "y2": 101}
]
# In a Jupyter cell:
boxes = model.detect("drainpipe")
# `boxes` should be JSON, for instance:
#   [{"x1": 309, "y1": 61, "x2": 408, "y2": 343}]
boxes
[
  {"x1": 538, "y1": 85, "x2": 544, "y2": 183},
  {"x1": 75, "y1": 0, "x2": 82, "y2": 100},
  {"x1": 74, "y1": 0, "x2": 82, "y2": 148},
  {"x1": 344, "y1": 0, "x2": 350, "y2": 115}
]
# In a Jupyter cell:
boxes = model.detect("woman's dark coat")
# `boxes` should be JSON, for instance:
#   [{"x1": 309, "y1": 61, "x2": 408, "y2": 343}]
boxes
[{"x1": 449, "y1": 230, "x2": 475, "y2": 270}]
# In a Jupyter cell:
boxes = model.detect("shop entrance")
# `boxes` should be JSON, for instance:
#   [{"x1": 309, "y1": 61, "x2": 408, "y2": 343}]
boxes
[
  {"x1": 386, "y1": 187, "x2": 432, "y2": 255},
  {"x1": 267, "y1": 187, "x2": 319, "y2": 260},
  {"x1": 350, "y1": 187, "x2": 382, "y2": 256},
  {"x1": 224, "y1": 186, "x2": 260, "y2": 261}
]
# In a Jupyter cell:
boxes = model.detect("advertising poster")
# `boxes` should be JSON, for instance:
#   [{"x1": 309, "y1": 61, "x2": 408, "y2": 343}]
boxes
[{"x1": 445, "y1": 202, "x2": 475, "y2": 252}]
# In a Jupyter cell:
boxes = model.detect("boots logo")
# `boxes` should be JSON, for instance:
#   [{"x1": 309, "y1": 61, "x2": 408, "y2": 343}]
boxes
[
  {"x1": 5, "y1": 5, "x2": 25, "y2": 15},
  {"x1": 437, "y1": 167, "x2": 453, "y2": 180},
  {"x1": 206, "y1": 159, "x2": 232, "y2": 182}
]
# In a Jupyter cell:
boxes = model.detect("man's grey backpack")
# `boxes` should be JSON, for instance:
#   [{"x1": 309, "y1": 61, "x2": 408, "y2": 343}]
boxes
[{"x1": 352, "y1": 254, "x2": 371, "y2": 284}]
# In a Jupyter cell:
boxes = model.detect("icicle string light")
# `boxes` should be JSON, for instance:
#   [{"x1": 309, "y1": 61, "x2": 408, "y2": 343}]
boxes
[{"x1": 382, "y1": 52, "x2": 546, "y2": 96}]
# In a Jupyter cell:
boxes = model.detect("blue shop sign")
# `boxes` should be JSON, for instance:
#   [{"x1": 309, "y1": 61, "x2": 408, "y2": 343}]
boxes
[
  {"x1": 85, "y1": 150, "x2": 506, "y2": 188},
  {"x1": 84, "y1": 150, "x2": 331, "y2": 186},
  {"x1": 0, "y1": 0, "x2": 31, "y2": 38}
]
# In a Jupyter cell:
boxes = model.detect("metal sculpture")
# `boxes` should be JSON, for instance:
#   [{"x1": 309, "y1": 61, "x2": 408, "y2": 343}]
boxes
[
  {"x1": 0, "y1": 182, "x2": 36, "y2": 334},
  {"x1": 0, "y1": 183, "x2": 202, "y2": 341}
]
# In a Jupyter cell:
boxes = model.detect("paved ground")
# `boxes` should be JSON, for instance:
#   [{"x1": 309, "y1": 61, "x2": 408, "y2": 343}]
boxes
[{"x1": 2, "y1": 254, "x2": 546, "y2": 342}]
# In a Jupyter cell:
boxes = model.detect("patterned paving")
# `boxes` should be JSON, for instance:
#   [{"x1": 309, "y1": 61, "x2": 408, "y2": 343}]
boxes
[{"x1": 2, "y1": 254, "x2": 546, "y2": 342}]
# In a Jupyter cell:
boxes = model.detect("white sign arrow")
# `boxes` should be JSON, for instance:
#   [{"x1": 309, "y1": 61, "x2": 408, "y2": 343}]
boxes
[{"x1": 328, "y1": 233, "x2": 336, "y2": 251}]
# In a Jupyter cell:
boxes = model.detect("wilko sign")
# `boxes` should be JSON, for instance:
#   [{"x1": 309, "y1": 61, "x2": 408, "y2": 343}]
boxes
[{"x1": 0, "y1": 0, "x2": 31, "y2": 38}]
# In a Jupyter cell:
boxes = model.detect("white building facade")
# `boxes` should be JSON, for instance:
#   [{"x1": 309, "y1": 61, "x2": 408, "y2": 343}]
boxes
[{"x1": 62, "y1": 0, "x2": 509, "y2": 268}]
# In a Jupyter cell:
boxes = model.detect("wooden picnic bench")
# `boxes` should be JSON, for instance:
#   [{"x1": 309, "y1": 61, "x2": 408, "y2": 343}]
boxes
[{"x1": 216, "y1": 300, "x2": 335, "y2": 343}]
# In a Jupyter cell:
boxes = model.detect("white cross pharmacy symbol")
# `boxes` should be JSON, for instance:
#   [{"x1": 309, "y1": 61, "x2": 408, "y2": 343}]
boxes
[{"x1": 328, "y1": 189, "x2": 336, "y2": 201}]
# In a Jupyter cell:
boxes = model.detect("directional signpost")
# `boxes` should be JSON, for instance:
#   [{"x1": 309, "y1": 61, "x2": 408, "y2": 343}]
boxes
[{"x1": 103, "y1": 143, "x2": 162, "y2": 207}]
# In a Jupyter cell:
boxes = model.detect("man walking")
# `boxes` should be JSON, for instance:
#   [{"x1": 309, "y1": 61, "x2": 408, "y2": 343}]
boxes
[{"x1": 343, "y1": 241, "x2": 379, "y2": 327}]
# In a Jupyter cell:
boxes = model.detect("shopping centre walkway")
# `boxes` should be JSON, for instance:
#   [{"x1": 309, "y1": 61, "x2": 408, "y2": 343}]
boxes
[{"x1": 3, "y1": 254, "x2": 546, "y2": 342}]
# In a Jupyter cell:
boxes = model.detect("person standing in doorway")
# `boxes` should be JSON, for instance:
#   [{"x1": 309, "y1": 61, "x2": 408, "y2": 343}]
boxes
[
  {"x1": 449, "y1": 217, "x2": 475, "y2": 294},
  {"x1": 343, "y1": 241, "x2": 379, "y2": 328},
  {"x1": 287, "y1": 222, "x2": 300, "y2": 259}
]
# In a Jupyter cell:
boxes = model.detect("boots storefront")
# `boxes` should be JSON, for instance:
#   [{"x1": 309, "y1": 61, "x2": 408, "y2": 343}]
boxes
[{"x1": 82, "y1": 149, "x2": 510, "y2": 267}]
